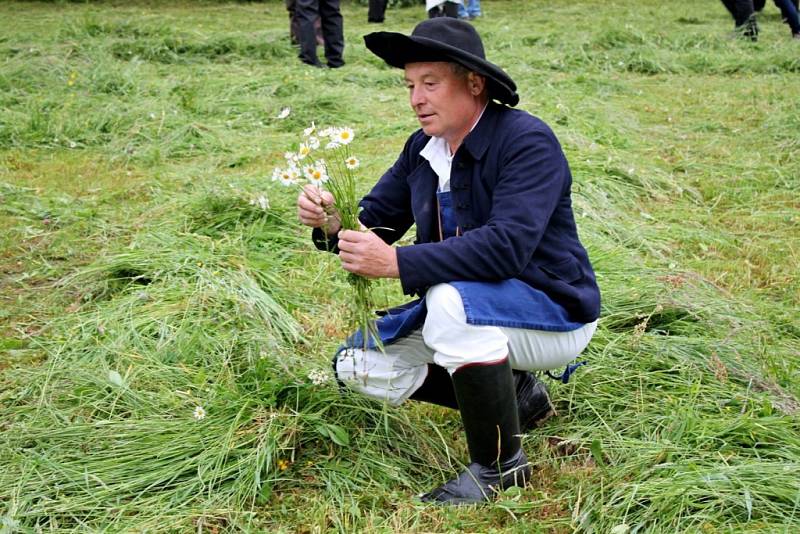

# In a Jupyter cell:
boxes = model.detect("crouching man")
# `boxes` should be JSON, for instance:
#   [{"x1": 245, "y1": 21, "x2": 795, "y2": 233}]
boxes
[{"x1": 296, "y1": 18, "x2": 600, "y2": 505}]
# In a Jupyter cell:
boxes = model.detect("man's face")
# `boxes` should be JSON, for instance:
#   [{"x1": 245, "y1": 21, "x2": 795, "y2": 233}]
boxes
[{"x1": 404, "y1": 62, "x2": 483, "y2": 146}]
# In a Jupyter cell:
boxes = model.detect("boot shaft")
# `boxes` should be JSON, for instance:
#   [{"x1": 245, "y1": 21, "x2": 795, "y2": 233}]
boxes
[{"x1": 451, "y1": 358, "x2": 521, "y2": 466}]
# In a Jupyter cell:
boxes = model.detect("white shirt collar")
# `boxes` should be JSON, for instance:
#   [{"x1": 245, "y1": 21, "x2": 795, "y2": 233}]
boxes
[{"x1": 420, "y1": 103, "x2": 488, "y2": 193}]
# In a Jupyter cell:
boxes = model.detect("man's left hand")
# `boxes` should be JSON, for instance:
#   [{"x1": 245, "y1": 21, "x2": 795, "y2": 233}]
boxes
[{"x1": 337, "y1": 229, "x2": 400, "y2": 279}]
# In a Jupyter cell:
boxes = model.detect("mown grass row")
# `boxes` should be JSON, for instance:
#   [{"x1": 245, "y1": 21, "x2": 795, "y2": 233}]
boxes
[{"x1": 2, "y1": 1, "x2": 799, "y2": 532}]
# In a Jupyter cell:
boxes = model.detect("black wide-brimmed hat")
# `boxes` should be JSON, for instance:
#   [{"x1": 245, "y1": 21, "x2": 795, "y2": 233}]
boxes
[{"x1": 364, "y1": 18, "x2": 519, "y2": 107}]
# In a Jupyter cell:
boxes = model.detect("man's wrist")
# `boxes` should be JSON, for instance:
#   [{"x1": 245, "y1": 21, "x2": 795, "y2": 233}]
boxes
[{"x1": 387, "y1": 247, "x2": 400, "y2": 278}]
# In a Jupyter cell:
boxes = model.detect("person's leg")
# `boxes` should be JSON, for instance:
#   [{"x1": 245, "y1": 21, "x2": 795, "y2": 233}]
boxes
[
  {"x1": 724, "y1": 0, "x2": 759, "y2": 39},
  {"x1": 286, "y1": 0, "x2": 299, "y2": 45},
  {"x1": 469, "y1": 0, "x2": 482, "y2": 17},
  {"x1": 410, "y1": 363, "x2": 555, "y2": 430},
  {"x1": 419, "y1": 284, "x2": 529, "y2": 503},
  {"x1": 417, "y1": 283, "x2": 575, "y2": 429},
  {"x1": 773, "y1": 0, "x2": 800, "y2": 34},
  {"x1": 294, "y1": 0, "x2": 322, "y2": 66},
  {"x1": 721, "y1": 0, "x2": 738, "y2": 18},
  {"x1": 457, "y1": 1, "x2": 468, "y2": 19},
  {"x1": 733, "y1": 0, "x2": 756, "y2": 25},
  {"x1": 368, "y1": 0, "x2": 388, "y2": 23},
  {"x1": 443, "y1": 1, "x2": 460, "y2": 18},
  {"x1": 502, "y1": 321, "x2": 598, "y2": 373},
  {"x1": 319, "y1": 0, "x2": 345, "y2": 67},
  {"x1": 421, "y1": 357, "x2": 528, "y2": 504},
  {"x1": 334, "y1": 328, "x2": 434, "y2": 405}
]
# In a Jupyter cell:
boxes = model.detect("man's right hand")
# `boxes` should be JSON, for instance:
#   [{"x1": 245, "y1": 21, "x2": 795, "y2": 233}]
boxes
[{"x1": 297, "y1": 184, "x2": 341, "y2": 236}]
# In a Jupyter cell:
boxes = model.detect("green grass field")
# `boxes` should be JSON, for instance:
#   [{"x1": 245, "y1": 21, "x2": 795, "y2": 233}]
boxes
[{"x1": 1, "y1": 0, "x2": 799, "y2": 531}]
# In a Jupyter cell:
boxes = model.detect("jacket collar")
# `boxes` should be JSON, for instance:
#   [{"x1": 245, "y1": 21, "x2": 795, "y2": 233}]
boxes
[{"x1": 461, "y1": 101, "x2": 502, "y2": 161}]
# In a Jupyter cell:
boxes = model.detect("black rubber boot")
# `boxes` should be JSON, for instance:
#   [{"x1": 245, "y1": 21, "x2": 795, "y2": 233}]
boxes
[
  {"x1": 420, "y1": 358, "x2": 530, "y2": 505},
  {"x1": 410, "y1": 366, "x2": 554, "y2": 431},
  {"x1": 408, "y1": 364, "x2": 459, "y2": 409}
]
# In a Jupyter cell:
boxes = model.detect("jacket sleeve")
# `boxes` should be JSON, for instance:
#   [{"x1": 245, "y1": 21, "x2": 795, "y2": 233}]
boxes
[{"x1": 395, "y1": 123, "x2": 569, "y2": 295}]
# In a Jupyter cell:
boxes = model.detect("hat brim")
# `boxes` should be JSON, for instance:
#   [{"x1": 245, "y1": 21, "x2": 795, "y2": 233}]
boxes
[{"x1": 364, "y1": 32, "x2": 519, "y2": 107}]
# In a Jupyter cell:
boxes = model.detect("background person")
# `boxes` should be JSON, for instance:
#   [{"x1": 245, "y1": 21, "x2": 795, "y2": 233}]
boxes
[
  {"x1": 368, "y1": 0, "x2": 388, "y2": 23},
  {"x1": 294, "y1": 0, "x2": 345, "y2": 67},
  {"x1": 720, "y1": 0, "x2": 759, "y2": 39},
  {"x1": 285, "y1": 0, "x2": 324, "y2": 46},
  {"x1": 426, "y1": 0, "x2": 462, "y2": 18},
  {"x1": 754, "y1": 0, "x2": 800, "y2": 37},
  {"x1": 458, "y1": 0, "x2": 482, "y2": 20}
]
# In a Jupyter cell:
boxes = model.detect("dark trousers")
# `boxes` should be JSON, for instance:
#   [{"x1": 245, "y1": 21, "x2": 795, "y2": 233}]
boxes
[
  {"x1": 295, "y1": 0, "x2": 345, "y2": 67},
  {"x1": 756, "y1": 0, "x2": 800, "y2": 33},
  {"x1": 721, "y1": 0, "x2": 756, "y2": 26},
  {"x1": 368, "y1": 0, "x2": 388, "y2": 22}
]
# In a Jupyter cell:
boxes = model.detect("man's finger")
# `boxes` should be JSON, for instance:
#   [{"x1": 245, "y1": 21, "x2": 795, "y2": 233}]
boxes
[
  {"x1": 302, "y1": 185, "x2": 324, "y2": 205},
  {"x1": 338, "y1": 229, "x2": 365, "y2": 242}
]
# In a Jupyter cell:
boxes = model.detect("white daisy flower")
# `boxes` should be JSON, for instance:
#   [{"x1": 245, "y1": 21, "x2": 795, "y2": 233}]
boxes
[
  {"x1": 250, "y1": 195, "x2": 269, "y2": 210},
  {"x1": 318, "y1": 126, "x2": 334, "y2": 138},
  {"x1": 271, "y1": 167, "x2": 282, "y2": 181},
  {"x1": 284, "y1": 151, "x2": 298, "y2": 163},
  {"x1": 325, "y1": 141, "x2": 341, "y2": 150},
  {"x1": 303, "y1": 122, "x2": 316, "y2": 137},
  {"x1": 277, "y1": 168, "x2": 297, "y2": 186},
  {"x1": 308, "y1": 369, "x2": 332, "y2": 385},
  {"x1": 297, "y1": 143, "x2": 311, "y2": 160},
  {"x1": 193, "y1": 406, "x2": 206, "y2": 421},
  {"x1": 276, "y1": 107, "x2": 291, "y2": 119},
  {"x1": 308, "y1": 136, "x2": 320, "y2": 150},
  {"x1": 345, "y1": 156, "x2": 360, "y2": 170},
  {"x1": 307, "y1": 165, "x2": 328, "y2": 187},
  {"x1": 335, "y1": 127, "x2": 354, "y2": 145}
]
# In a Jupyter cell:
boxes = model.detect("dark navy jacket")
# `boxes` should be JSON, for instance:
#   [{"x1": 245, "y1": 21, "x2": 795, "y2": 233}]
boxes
[{"x1": 314, "y1": 102, "x2": 601, "y2": 324}]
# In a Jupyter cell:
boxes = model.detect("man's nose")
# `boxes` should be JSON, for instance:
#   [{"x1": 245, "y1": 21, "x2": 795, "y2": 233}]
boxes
[{"x1": 410, "y1": 87, "x2": 425, "y2": 107}]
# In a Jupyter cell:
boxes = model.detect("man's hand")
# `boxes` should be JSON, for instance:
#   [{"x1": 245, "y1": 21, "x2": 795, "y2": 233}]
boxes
[
  {"x1": 337, "y1": 229, "x2": 400, "y2": 279},
  {"x1": 297, "y1": 184, "x2": 341, "y2": 236}
]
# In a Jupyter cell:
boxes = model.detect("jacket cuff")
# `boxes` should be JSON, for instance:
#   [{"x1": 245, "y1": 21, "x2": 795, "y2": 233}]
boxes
[
  {"x1": 396, "y1": 245, "x2": 426, "y2": 296},
  {"x1": 312, "y1": 227, "x2": 340, "y2": 253}
]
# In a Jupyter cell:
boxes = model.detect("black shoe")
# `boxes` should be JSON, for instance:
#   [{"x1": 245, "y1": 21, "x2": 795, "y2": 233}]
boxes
[
  {"x1": 737, "y1": 15, "x2": 759, "y2": 41},
  {"x1": 515, "y1": 371, "x2": 555, "y2": 431},
  {"x1": 420, "y1": 448, "x2": 530, "y2": 504}
]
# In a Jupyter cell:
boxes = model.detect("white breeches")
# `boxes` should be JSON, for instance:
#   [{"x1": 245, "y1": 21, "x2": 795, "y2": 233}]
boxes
[{"x1": 335, "y1": 283, "x2": 597, "y2": 406}]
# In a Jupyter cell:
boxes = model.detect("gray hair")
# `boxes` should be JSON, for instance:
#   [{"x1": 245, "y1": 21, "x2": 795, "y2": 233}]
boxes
[{"x1": 448, "y1": 62, "x2": 473, "y2": 80}]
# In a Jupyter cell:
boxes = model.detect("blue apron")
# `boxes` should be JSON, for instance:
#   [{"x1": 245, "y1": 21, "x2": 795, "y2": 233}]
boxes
[{"x1": 344, "y1": 191, "x2": 586, "y2": 352}]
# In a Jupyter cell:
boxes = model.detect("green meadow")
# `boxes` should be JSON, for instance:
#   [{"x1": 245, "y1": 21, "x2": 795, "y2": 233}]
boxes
[{"x1": 1, "y1": 0, "x2": 798, "y2": 531}]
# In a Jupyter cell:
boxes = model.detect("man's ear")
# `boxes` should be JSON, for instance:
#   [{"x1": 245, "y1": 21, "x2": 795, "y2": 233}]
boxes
[{"x1": 468, "y1": 72, "x2": 486, "y2": 95}]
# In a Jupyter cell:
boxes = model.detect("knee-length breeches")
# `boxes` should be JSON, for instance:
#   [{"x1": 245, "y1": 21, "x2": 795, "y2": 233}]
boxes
[{"x1": 335, "y1": 283, "x2": 597, "y2": 406}]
